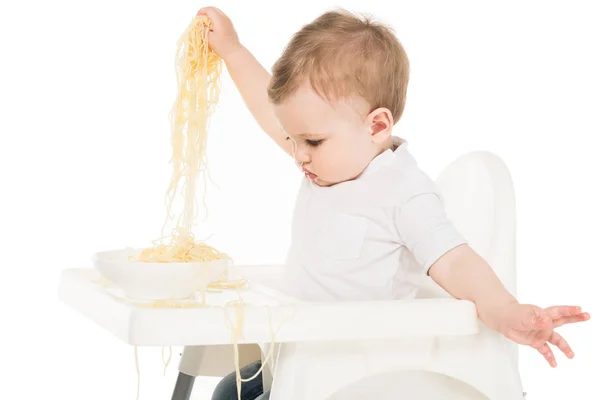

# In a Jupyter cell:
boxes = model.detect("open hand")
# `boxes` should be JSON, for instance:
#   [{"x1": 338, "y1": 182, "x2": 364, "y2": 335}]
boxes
[{"x1": 498, "y1": 303, "x2": 590, "y2": 367}]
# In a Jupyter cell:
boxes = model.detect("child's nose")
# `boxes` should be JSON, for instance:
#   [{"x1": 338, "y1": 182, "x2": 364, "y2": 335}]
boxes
[{"x1": 293, "y1": 147, "x2": 311, "y2": 165}]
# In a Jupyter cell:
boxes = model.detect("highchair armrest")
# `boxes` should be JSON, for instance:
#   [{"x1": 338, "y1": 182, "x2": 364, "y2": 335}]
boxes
[
  {"x1": 233, "y1": 265, "x2": 480, "y2": 341},
  {"x1": 59, "y1": 268, "x2": 478, "y2": 346},
  {"x1": 273, "y1": 297, "x2": 479, "y2": 342}
]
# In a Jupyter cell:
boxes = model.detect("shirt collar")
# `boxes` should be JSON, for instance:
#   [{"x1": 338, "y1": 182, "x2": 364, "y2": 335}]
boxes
[{"x1": 358, "y1": 136, "x2": 407, "y2": 178}]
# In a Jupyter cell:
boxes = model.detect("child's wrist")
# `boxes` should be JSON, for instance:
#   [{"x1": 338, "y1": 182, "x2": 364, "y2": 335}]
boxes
[
  {"x1": 476, "y1": 296, "x2": 519, "y2": 332},
  {"x1": 222, "y1": 43, "x2": 246, "y2": 64}
]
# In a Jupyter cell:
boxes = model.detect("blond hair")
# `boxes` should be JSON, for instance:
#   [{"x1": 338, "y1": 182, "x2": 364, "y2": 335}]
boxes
[{"x1": 267, "y1": 9, "x2": 410, "y2": 123}]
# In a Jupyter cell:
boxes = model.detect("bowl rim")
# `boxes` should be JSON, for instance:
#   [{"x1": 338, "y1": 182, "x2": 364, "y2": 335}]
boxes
[{"x1": 92, "y1": 247, "x2": 233, "y2": 268}]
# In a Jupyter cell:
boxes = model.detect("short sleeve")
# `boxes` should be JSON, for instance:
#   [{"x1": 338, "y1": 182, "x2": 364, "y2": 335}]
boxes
[{"x1": 395, "y1": 192, "x2": 467, "y2": 273}]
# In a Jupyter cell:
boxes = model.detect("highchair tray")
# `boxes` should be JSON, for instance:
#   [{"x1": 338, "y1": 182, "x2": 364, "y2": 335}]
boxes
[{"x1": 58, "y1": 268, "x2": 479, "y2": 346}]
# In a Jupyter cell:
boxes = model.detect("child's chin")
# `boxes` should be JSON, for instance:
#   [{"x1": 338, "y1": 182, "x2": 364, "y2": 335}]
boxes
[{"x1": 314, "y1": 178, "x2": 334, "y2": 187}]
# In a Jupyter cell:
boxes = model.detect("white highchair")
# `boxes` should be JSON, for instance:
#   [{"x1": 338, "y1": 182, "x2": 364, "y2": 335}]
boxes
[
  {"x1": 177, "y1": 150, "x2": 525, "y2": 400},
  {"x1": 58, "y1": 150, "x2": 525, "y2": 400}
]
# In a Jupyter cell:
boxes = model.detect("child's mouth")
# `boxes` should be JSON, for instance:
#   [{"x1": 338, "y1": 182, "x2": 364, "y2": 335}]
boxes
[{"x1": 303, "y1": 168, "x2": 318, "y2": 180}]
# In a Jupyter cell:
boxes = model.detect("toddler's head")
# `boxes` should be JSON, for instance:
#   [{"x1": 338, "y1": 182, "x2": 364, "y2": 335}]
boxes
[{"x1": 268, "y1": 9, "x2": 410, "y2": 187}]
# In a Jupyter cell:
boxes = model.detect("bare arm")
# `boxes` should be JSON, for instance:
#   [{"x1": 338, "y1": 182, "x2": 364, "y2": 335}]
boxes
[
  {"x1": 428, "y1": 244, "x2": 589, "y2": 367},
  {"x1": 198, "y1": 7, "x2": 293, "y2": 157},
  {"x1": 428, "y1": 244, "x2": 516, "y2": 330},
  {"x1": 223, "y1": 46, "x2": 293, "y2": 156}
]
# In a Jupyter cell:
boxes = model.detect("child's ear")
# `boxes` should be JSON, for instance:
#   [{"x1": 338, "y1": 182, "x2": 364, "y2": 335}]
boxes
[{"x1": 366, "y1": 107, "x2": 393, "y2": 143}]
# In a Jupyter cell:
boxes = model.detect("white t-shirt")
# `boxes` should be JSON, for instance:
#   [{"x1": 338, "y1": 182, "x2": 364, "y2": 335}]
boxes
[{"x1": 281, "y1": 137, "x2": 467, "y2": 302}]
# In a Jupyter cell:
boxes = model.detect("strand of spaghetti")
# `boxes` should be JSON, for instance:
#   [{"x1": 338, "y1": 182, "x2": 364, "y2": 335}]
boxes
[
  {"x1": 134, "y1": 345, "x2": 140, "y2": 400},
  {"x1": 265, "y1": 306, "x2": 276, "y2": 373},
  {"x1": 221, "y1": 286, "x2": 298, "y2": 397},
  {"x1": 239, "y1": 305, "x2": 298, "y2": 383},
  {"x1": 133, "y1": 287, "x2": 296, "y2": 398},
  {"x1": 162, "y1": 346, "x2": 173, "y2": 376},
  {"x1": 241, "y1": 306, "x2": 276, "y2": 383},
  {"x1": 222, "y1": 300, "x2": 245, "y2": 400}
]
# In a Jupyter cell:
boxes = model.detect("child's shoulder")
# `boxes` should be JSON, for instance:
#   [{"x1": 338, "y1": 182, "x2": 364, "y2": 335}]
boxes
[{"x1": 367, "y1": 144, "x2": 440, "y2": 208}]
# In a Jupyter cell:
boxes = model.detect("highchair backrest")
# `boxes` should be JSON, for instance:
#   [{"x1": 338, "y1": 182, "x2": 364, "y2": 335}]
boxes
[
  {"x1": 415, "y1": 150, "x2": 520, "y2": 374},
  {"x1": 416, "y1": 151, "x2": 517, "y2": 299}
]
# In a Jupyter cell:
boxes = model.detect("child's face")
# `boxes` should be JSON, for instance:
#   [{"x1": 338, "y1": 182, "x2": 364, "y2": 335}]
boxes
[{"x1": 273, "y1": 82, "x2": 390, "y2": 187}]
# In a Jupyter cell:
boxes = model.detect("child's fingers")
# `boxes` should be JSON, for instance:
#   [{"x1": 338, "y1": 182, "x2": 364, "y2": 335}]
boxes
[
  {"x1": 548, "y1": 330, "x2": 574, "y2": 359},
  {"x1": 536, "y1": 342, "x2": 557, "y2": 368},
  {"x1": 545, "y1": 305, "x2": 583, "y2": 319},
  {"x1": 197, "y1": 7, "x2": 220, "y2": 23},
  {"x1": 552, "y1": 313, "x2": 591, "y2": 328},
  {"x1": 197, "y1": 6, "x2": 216, "y2": 16},
  {"x1": 196, "y1": 8, "x2": 221, "y2": 33},
  {"x1": 214, "y1": 7, "x2": 227, "y2": 18}
]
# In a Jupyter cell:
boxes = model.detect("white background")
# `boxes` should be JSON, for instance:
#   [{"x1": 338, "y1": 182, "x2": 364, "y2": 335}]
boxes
[{"x1": 1, "y1": 0, "x2": 598, "y2": 399}]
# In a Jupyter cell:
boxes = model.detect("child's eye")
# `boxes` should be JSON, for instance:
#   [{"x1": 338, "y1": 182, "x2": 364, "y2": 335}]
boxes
[{"x1": 306, "y1": 139, "x2": 324, "y2": 147}]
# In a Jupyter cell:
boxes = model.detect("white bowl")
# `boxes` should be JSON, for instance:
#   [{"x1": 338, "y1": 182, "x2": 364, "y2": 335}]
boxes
[{"x1": 92, "y1": 247, "x2": 230, "y2": 300}]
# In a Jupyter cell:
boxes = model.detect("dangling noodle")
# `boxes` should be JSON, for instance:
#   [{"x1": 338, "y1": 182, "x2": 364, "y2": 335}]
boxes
[
  {"x1": 131, "y1": 15, "x2": 227, "y2": 263},
  {"x1": 126, "y1": 15, "x2": 297, "y2": 400},
  {"x1": 222, "y1": 299, "x2": 297, "y2": 400},
  {"x1": 162, "y1": 346, "x2": 172, "y2": 376},
  {"x1": 134, "y1": 346, "x2": 140, "y2": 400}
]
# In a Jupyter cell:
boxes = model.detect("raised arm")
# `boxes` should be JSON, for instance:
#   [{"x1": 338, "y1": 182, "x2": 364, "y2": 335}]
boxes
[{"x1": 197, "y1": 7, "x2": 294, "y2": 157}]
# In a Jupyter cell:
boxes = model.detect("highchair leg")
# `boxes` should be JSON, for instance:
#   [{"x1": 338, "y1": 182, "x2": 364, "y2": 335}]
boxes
[
  {"x1": 171, "y1": 372, "x2": 195, "y2": 400},
  {"x1": 172, "y1": 346, "x2": 207, "y2": 400},
  {"x1": 173, "y1": 344, "x2": 264, "y2": 399}
]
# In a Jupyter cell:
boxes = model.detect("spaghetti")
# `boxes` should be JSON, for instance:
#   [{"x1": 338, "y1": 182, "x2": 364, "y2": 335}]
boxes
[
  {"x1": 132, "y1": 15, "x2": 225, "y2": 263},
  {"x1": 128, "y1": 15, "x2": 296, "y2": 400}
]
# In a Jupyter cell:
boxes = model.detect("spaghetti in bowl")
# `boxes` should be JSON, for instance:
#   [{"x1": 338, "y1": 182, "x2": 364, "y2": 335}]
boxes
[{"x1": 92, "y1": 247, "x2": 230, "y2": 300}]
